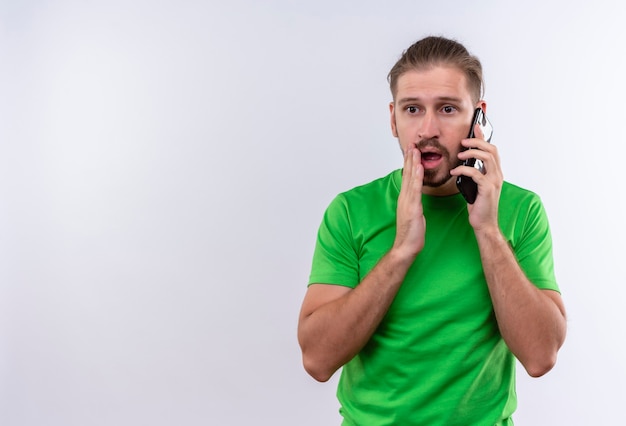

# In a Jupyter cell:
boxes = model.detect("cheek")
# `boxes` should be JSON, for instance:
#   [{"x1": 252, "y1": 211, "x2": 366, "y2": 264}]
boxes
[
  {"x1": 452, "y1": 121, "x2": 471, "y2": 140},
  {"x1": 442, "y1": 126, "x2": 469, "y2": 156},
  {"x1": 396, "y1": 119, "x2": 420, "y2": 138},
  {"x1": 452, "y1": 120, "x2": 471, "y2": 136}
]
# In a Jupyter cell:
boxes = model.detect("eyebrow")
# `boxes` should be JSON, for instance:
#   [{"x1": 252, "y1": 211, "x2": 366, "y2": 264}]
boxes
[{"x1": 396, "y1": 96, "x2": 464, "y2": 105}]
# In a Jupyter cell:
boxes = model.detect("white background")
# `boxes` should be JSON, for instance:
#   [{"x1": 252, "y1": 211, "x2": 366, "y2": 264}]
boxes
[{"x1": 1, "y1": 1, "x2": 625, "y2": 425}]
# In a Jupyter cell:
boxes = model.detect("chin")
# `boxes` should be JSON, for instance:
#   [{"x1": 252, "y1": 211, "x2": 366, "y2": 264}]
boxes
[{"x1": 423, "y1": 171, "x2": 453, "y2": 188}]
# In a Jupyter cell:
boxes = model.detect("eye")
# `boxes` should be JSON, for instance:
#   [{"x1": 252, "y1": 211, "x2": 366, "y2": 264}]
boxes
[
  {"x1": 442, "y1": 105, "x2": 456, "y2": 114},
  {"x1": 406, "y1": 106, "x2": 419, "y2": 114}
]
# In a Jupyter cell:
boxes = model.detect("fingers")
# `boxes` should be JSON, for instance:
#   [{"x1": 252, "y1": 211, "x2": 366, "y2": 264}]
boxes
[
  {"x1": 402, "y1": 145, "x2": 424, "y2": 193},
  {"x1": 396, "y1": 145, "x2": 426, "y2": 257},
  {"x1": 450, "y1": 134, "x2": 502, "y2": 204},
  {"x1": 455, "y1": 130, "x2": 501, "y2": 176},
  {"x1": 473, "y1": 122, "x2": 484, "y2": 140},
  {"x1": 462, "y1": 126, "x2": 494, "y2": 152},
  {"x1": 452, "y1": 147, "x2": 501, "y2": 183}
]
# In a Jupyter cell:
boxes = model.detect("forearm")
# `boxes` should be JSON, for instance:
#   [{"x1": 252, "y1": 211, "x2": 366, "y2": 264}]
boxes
[
  {"x1": 298, "y1": 249, "x2": 414, "y2": 382},
  {"x1": 476, "y1": 228, "x2": 567, "y2": 377},
  {"x1": 299, "y1": 146, "x2": 425, "y2": 382}
]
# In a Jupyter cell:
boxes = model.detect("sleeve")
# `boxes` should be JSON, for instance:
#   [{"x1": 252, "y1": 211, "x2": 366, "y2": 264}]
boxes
[
  {"x1": 308, "y1": 194, "x2": 360, "y2": 288},
  {"x1": 512, "y1": 196, "x2": 561, "y2": 293}
]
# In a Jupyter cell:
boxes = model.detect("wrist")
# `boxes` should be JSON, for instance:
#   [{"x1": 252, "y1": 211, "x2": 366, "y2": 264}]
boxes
[
  {"x1": 387, "y1": 245, "x2": 420, "y2": 269},
  {"x1": 474, "y1": 225, "x2": 506, "y2": 247}
]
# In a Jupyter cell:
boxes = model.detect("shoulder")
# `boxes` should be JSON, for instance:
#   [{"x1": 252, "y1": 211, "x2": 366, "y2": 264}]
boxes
[
  {"x1": 334, "y1": 169, "x2": 401, "y2": 205},
  {"x1": 500, "y1": 181, "x2": 545, "y2": 213},
  {"x1": 501, "y1": 181, "x2": 541, "y2": 201},
  {"x1": 499, "y1": 181, "x2": 551, "y2": 239},
  {"x1": 322, "y1": 170, "x2": 400, "y2": 228}
]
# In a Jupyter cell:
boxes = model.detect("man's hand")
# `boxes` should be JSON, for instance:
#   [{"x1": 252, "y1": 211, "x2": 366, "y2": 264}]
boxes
[
  {"x1": 452, "y1": 124, "x2": 566, "y2": 377},
  {"x1": 451, "y1": 124, "x2": 503, "y2": 232},
  {"x1": 394, "y1": 145, "x2": 426, "y2": 259},
  {"x1": 299, "y1": 145, "x2": 428, "y2": 382}
]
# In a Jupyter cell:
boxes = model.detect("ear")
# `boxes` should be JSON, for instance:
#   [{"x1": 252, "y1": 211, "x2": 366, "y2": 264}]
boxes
[
  {"x1": 478, "y1": 100, "x2": 487, "y2": 114},
  {"x1": 389, "y1": 102, "x2": 398, "y2": 138}
]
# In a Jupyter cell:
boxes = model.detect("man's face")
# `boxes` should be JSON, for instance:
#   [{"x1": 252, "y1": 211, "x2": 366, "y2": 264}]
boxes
[{"x1": 390, "y1": 66, "x2": 484, "y2": 196}]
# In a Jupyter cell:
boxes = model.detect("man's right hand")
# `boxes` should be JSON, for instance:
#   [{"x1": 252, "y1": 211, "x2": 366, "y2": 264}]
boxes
[
  {"x1": 298, "y1": 146, "x2": 426, "y2": 382},
  {"x1": 393, "y1": 146, "x2": 426, "y2": 260}
]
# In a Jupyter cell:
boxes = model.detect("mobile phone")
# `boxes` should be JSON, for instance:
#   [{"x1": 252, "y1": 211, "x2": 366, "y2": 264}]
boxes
[{"x1": 456, "y1": 108, "x2": 493, "y2": 204}]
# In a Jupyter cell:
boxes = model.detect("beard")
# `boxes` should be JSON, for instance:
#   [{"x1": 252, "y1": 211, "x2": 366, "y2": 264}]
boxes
[
  {"x1": 423, "y1": 168, "x2": 452, "y2": 188},
  {"x1": 403, "y1": 138, "x2": 457, "y2": 188}
]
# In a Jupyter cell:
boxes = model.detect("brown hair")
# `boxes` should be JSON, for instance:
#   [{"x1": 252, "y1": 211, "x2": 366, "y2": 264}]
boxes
[{"x1": 387, "y1": 36, "x2": 484, "y2": 102}]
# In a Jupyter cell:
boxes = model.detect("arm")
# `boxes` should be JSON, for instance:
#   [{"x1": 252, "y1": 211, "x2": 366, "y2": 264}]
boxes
[
  {"x1": 298, "y1": 252, "x2": 414, "y2": 382},
  {"x1": 451, "y1": 125, "x2": 567, "y2": 377},
  {"x1": 297, "y1": 146, "x2": 425, "y2": 382},
  {"x1": 474, "y1": 229, "x2": 566, "y2": 377}
]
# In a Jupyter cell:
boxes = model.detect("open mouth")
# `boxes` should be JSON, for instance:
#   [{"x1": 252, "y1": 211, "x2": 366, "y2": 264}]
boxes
[
  {"x1": 421, "y1": 152, "x2": 443, "y2": 169},
  {"x1": 422, "y1": 152, "x2": 443, "y2": 170},
  {"x1": 415, "y1": 139, "x2": 448, "y2": 169},
  {"x1": 421, "y1": 152, "x2": 442, "y2": 162}
]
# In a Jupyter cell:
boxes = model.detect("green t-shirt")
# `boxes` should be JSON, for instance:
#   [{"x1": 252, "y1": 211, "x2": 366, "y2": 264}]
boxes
[{"x1": 309, "y1": 169, "x2": 559, "y2": 426}]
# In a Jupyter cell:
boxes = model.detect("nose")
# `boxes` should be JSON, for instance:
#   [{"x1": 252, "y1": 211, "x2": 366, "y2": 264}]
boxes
[{"x1": 418, "y1": 111, "x2": 440, "y2": 140}]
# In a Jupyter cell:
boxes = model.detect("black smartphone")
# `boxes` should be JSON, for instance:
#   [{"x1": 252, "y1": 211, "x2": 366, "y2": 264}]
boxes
[{"x1": 456, "y1": 108, "x2": 494, "y2": 204}]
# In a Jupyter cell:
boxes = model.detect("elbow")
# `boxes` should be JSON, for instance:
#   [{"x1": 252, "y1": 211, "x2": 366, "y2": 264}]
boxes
[
  {"x1": 525, "y1": 362, "x2": 554, "y2": 378},
  {"x1": 298, "y1": 332, "x2": 337, "y2": 382},
  {"x1": 519, "y1": 324, "x2": 566, "y2": 378},
  {"x1": 305, "y1": 367, "x2": 334, "y2": 383},
  {"x1": 522, "y1": 351, "x2": 557, "y2": 378},
  {"x1": 302, "y1": 353, "x2": 337, "y2": 383}
]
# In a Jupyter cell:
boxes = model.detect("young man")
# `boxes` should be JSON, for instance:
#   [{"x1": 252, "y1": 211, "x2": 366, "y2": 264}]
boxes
[{"x1": 297, "y1": 36, "x2": 567, "y2": 425}]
